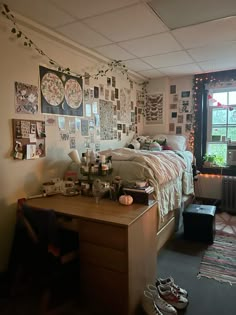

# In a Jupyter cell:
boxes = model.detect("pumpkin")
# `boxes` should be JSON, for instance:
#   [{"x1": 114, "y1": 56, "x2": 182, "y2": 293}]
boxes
[{"x1": 119, "y1": 195, "x2": 133, "y2": 205}]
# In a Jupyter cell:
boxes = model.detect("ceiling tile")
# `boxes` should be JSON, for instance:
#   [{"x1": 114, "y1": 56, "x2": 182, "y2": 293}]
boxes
[
  {"x1": 198, "y1": 60, "x2": 236, "y2": 73},
  {"x1": 148, "y1": 0, "x2": 236, "y2": 29},
  {"x1": 137, "y1": 69, "x2": 164, "y2": 79},
  {"x1": 119, "y1": 33, "x2": 182, "y2": 57},
  {"x1": 83, "y1": 3, "x2": 168, "y2": 42},
  {"x1": 188, "y1": 42, "x2": 236, "y2": 62},
  {"x1": 4, "y1": 0, "x2": 75, "y2": 28},
  {"x1": 124, "y1": 59, "x2": 153, "y2": 72},
  {"x1": 160, "y1": 64, "x2": 202, "y2": 76},
  {"x1": 172, "y1": 17, "x2": 236, "y2": 49},
  {"x1": 142, "y1": 51, "x2": 194, "y2": 68},
  {"x1": 50, "y1": 0, "x2": 139, "y2": 19},
  {"x1": 94, "y1": 44, "x2": 136, "y2": 61},
  {"x1": 56, "y1": 21, "x2": 111, "y2": 48}
]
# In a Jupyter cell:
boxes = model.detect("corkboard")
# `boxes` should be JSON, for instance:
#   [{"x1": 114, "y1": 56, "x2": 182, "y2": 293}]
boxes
[{"x1": 12, "y1": 118, "x2": 46, "y2": 160}]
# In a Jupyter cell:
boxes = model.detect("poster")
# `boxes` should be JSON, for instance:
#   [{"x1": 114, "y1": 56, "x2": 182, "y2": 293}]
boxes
[
  {"x1": 40, "y1": 66, "x2": 83, "y2": 116},
  {"x1": 145, "y1": 93, "x2": 164, "y2": 125}
]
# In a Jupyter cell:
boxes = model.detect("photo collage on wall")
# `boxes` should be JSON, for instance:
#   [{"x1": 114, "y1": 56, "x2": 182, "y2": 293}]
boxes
[
  {"x1": 13, "y1": 64, "x2": 138, "y2": 156},
  {"x1": 169, "y1": 84, "x2": 193, "y2": 135}
]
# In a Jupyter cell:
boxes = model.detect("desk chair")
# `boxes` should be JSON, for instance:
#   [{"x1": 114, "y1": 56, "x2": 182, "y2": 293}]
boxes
[{"x1": 10, "y1": 199, "x2": 80, "y2": 315}]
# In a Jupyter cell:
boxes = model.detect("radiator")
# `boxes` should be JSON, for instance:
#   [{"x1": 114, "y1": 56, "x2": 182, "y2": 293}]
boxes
[{"x1": 221, "y1": 176, "x2": 236, "y2": 214}]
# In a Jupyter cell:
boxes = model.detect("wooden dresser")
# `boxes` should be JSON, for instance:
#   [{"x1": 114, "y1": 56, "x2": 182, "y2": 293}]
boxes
[{"x1": 26, "y1": 195, "x2": 157, "y2": 315}]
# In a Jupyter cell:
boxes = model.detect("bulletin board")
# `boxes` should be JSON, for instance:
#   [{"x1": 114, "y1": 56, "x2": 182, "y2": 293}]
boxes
[{"x1": 12, "y1": 119, "x2": 46, "y2": 160}]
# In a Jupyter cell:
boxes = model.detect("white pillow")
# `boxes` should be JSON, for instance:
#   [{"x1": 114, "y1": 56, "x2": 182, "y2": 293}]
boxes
[{"x1": 153, "y1": 134, "x2": 187, "y2": 151}]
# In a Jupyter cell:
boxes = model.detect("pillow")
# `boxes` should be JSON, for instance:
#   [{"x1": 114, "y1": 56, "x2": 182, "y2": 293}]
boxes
[
  {"x1": 128, "y1": 139, "x2": 140, "y2": 150},
  {"x1": 149, "y1": 142, "x2": 162, "y2": 151},
  {"x1": 153, "y1": 134, "x2": 187, "y2": 151}
]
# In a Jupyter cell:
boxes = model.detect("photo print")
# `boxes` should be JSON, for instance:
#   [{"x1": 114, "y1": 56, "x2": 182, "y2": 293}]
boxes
[
  {"x1": 99, "y1": 84, "x2": 104, "y2": 96},
  {"x1": 176, "y1": 126, "x2": 182, "y2": 134},
  {"x1": 169, "y1": 123, "x2": 175, "y2": 132},
  {"x1": 94, "y1": 86, "x2": 99, "y2": 98},
  {"x1": 186, "y1": 114, "x2": 193, "y2": 123},
  {"x1": 180, "y1": 100, "x2": 190, "y2": 113},
  {"x1": 81, "y1": 119, "x2": 89, "y2": 136},
  {"x1": 115, "y1": 88, "x2": 119, "y2": 99},
  {"x1": 112, "y1": 76, "x2": 116, "y2": 88},
  {"x1": 170, "y1": 85, "x2": 176, "y2": 94},
  {"x1": 181, "y1": 91, "x2": 190, "y2": 98},
  {"x1": 107, "y1": 77, "x2": 111, "y2": 87},
  {"x1": 177, "y1": 115, "x2": 184, "y2": 124},
  {"x1": 170, "y1": 103, "x2": 177, "y2": 110}
]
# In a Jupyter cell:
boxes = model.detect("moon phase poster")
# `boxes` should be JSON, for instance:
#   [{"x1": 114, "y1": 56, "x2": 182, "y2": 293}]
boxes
[{"x1": 39, "y1": 66, "x2": 83, "y2": 116}]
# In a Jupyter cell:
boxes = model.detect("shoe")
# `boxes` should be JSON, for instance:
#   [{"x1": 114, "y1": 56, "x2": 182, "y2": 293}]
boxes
[
  {"x1": 157, "y1": 284, "x2": 188, "y2": 310},
  {"x1": 142, "y1": 290, "x2": 163, "y2": 315},
  {"x1": 147, "y1": 284, "x2": 177, "y2": 315},
  {"x1": 156, "y1": 276, "x2": 188, "y2": 297}
]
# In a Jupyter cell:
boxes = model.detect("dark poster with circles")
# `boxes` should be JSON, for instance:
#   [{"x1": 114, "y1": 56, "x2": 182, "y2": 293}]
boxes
[{"x1": 39, "y1": 66, "x2": 83, "y2": 116}]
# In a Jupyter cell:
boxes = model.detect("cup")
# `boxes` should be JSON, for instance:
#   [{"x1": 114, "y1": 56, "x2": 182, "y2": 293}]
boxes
[{"x1": 68, "y1": 150, "x2": 81, "y2": 164}]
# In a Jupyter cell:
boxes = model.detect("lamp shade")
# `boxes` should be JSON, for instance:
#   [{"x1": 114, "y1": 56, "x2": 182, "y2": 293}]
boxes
[{"x1": 68, "y1": 149, "x2": 81, "y2": 164}]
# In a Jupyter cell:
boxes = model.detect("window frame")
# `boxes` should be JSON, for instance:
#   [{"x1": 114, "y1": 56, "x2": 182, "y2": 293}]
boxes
[{"x1": 206, "y1": 87, "x2": 236, "y2": 162}]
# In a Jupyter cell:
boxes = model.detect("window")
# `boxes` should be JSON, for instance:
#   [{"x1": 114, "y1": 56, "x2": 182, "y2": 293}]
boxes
[{"x1": 207, "y1": 88, "x2": 236, "y2": 164}]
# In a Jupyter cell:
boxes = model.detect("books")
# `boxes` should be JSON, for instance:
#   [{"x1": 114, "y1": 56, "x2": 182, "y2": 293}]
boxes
[{"x1": 123, "y1": 185, "x2": 154, "y2": 194}]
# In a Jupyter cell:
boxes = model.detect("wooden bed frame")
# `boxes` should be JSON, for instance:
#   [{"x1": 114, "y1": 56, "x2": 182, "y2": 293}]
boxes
[{"x1": 156, "y1": 194, "x2": 194, "y2": 252}]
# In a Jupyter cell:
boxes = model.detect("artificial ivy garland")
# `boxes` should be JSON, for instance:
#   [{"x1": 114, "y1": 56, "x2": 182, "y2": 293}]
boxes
[{"x1": 0, "y1": 2, "x2": 147, "y2": 89}]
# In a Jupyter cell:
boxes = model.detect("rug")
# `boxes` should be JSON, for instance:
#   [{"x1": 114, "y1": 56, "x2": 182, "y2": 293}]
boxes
[
  {"x1": 198, "y1": 230, "x2": 236, "y2": 285},
  {"x1": 215, "y1": 212, "x2": 236, "y2": 236}
]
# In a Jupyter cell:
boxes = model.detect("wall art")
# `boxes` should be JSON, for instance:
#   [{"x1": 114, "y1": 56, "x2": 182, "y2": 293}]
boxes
[
  {"x1": 15, "y1": 81, "x2": 38, "y2": 114},
  {"x1": 145, "y1": 92, "x2": 164, "y2": 125},
  {"x1": 120, "y1": 88, "x2": 131, "y2": 123},
  {"x1": 99, "y1": 100, "x2": 114, "y2": 140},
  {"x1": 40, "y1": 65, "x2": 83, "y2": 116}
]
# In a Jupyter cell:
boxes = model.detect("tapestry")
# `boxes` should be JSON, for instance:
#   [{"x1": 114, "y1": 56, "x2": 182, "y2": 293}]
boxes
[
  {"x1": 39, "y1": 66, "x2": 83, "y2": 116},
  {"x1": 145, "y1": 93, "x2": 164, "y2": 125},
  {"x1": 198, "y1": 231, "x2": 236, "y2": 285}
]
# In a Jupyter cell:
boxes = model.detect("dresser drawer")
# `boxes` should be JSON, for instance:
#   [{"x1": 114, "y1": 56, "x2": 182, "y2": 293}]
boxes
[
  {"x1": 80, "y1": 242, "x2": 127, "y2": 273},
  {"x1": 79, "y1": 220, "x2": 127, "y2": 250}
]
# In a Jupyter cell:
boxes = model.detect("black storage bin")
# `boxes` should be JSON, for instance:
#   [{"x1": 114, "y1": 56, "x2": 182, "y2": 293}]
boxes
[{"x1": 183, "y1": 204, "x2": 216, "y2": 243}]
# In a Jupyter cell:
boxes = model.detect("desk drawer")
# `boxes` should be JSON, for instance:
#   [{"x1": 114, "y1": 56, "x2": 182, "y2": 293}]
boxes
[
  {"x1": 80, "y1": 242, "x2": 127, "y2": 273},
  {"x1": 79, "y1": 220, "x2": 127, "y2": 250}
]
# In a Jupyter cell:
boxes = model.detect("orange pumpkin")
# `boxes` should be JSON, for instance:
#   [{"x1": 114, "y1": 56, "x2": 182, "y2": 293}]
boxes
[{"x1": 119, "y1": 195, "x2": 133, "y2": 205}]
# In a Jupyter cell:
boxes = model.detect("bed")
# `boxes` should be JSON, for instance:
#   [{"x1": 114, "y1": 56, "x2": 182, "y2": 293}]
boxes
[{"x1": 100, "y1": 134, "x2": 194, "y2": 252}]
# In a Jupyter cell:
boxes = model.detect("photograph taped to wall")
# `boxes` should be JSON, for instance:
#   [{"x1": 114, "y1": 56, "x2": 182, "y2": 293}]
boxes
[
  {"x1": 40, "y1": 65, "x2": 83, "y2": 116},
  {"x1": 145, "y1": 92, "x2": 164, "y2": 125}
]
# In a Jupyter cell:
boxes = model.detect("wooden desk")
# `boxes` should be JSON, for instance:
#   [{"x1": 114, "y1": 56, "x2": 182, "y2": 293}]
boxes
[{"x1": 26, "y1": 195, "x2": 157, "y2": 315}]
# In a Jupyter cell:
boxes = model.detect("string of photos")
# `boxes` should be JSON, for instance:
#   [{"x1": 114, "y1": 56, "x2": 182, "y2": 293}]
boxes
[{"x1": 1, "y1": 2, "x2": 148, "y2": 111}]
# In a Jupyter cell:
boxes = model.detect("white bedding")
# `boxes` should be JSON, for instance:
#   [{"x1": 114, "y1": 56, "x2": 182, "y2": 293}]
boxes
[{"x1": 100, "y1": 148, "x2": 194, "y2": 219}]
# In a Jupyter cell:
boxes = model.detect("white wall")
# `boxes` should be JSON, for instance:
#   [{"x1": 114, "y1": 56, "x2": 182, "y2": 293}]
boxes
[{"x1": 0, "y1": 18, "x2": 141, "y2": 271}]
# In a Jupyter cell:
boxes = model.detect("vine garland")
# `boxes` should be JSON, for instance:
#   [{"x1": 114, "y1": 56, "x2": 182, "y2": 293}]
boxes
[{"x1": 0, "y1": 1, "x2": 149, "y2": 97}]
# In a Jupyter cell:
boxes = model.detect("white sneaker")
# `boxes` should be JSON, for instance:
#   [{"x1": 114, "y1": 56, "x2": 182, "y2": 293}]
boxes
[
  {"x1": 146, "y1": 284, "x2": 177, "y2": 315},
  {"x1": 156, "y1": 276, "x2": 188, "y2": 297},
  {"x1": 142, "y1": 290, "x2": 163, "y2": 315},
  {"x1": 157, "y1": 284, "x2": 188, "y2": 310}
]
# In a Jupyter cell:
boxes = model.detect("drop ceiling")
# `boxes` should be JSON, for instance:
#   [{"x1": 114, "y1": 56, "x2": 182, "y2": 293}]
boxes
[{"x1": 3, "y1": 0, "x2": 236, "y2": 79}]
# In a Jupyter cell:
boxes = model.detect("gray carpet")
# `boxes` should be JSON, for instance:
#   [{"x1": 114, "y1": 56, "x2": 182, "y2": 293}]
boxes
[{"x1": 157, "y1": 231, "x2": 236, "y2": 315}]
